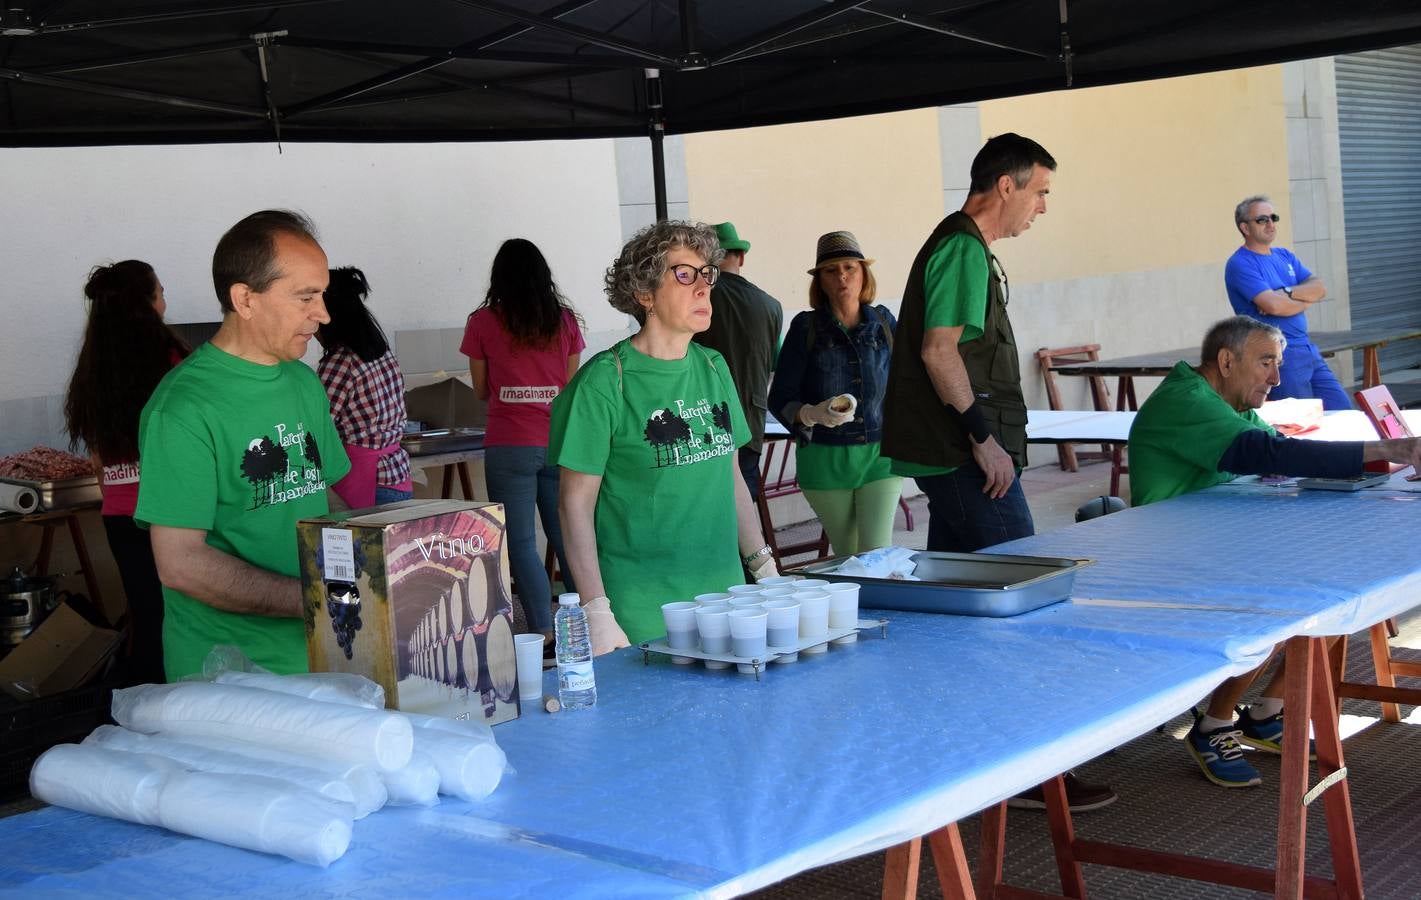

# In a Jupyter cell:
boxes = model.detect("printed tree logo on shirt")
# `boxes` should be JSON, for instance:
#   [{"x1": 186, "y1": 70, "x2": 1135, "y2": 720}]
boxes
[
  {"x1": 641, "y1": 398, "x2": 737, "y2": 469},
  {"x1": 303, "y1": 432, "x2": 322, "y2": 468},
  {"x1": 241, "y1": 436, "x2": 290, "y2": 507},
  {"x1": 643, "y1": 408, "x2": 693, "y2": 467}
]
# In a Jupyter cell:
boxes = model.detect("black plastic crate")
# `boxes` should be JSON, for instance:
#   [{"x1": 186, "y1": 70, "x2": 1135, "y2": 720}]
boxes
[{"x1": 0, "y1": 679, "x2": 117, "y2": 802}]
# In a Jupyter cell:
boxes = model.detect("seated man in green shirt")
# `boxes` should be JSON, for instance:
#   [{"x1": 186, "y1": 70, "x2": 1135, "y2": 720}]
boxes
[
  {"x1": 136, "y1": 210, "x2": 351, "y2": 680},
  {"x1": 1130, "y1": 315, "x2": 1421, "y2": 788}
]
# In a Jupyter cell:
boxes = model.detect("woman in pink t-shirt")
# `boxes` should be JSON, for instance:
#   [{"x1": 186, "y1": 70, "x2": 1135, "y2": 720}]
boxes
[
  {"x1": 461, "y1": 239, "x2": 585, "y2": 639},
  {"x1": 64, "y1": 260, "x2": 188, "y2": 685}
]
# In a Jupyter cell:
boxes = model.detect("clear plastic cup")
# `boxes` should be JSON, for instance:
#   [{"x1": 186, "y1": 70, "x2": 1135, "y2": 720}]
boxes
[{"x1": 513, "y1": 633, "x2": 545, "y2": 704}]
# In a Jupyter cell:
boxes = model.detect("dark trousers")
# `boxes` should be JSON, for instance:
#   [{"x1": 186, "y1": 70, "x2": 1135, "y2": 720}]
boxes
[
  {"x1": 102, "y1": 514, "x2": 167, "y2": 685},
  {"x1": 915, "y1": 464, "x2": 1035, "y2": 553},
  {"x1": 739, "y1": 447, "x2": 762, "y2": 503}
]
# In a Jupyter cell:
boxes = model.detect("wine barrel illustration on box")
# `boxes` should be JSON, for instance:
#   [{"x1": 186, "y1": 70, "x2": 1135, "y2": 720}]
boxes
[
  {"x1": 459, "y1": 628, "x2": 480, "y2": 692},
  {"x1": 483, "y1": 613, "x2": 517, "y2": 702}
]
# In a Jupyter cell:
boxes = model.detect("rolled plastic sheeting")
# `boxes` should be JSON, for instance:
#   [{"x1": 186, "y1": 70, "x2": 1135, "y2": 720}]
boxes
[
  {"x1": 380, "y1": 750, "x2": 440, "y2": 807},
  {"x1": 83, "y1": 725, "x2": 356, "y2": 813},
  {"x1": 157, "y1": 771, "x2": 352, "y2": 868},
  {"x1": 213, "y1": 670, "x2": 385, "y2": 710},
  {"x1": 0, "y1": 482, "x2": 39, "y2": 514},
  {"x1": 171, "y1": 733, "x2": 386, "y2": 819},
  {"x1": 113, "y1": 682, "x2": 413, "y2": 773},
  {"x1": 30, "y1": 744, "x2": 175, "y2": 826},
  {"x1": 399, "y1": 711, "x2": 507, "y2": 802}
]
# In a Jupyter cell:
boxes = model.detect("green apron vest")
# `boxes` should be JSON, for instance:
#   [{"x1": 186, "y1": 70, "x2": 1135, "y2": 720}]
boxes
[{"x1": 881, "y1": 212, "x2": 1028, "y2": 469}]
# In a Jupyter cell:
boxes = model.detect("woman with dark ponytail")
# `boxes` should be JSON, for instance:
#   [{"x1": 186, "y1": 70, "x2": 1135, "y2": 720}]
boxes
[
  {"x1": 461, "y1": 239, "x2": 584, "y2": 642},
  {"x1": 64, "y1": 260, "x2": 188, "y2": 685},
  {"x1": 316, "y1": 266, "x2": 413, "y2": 508}
]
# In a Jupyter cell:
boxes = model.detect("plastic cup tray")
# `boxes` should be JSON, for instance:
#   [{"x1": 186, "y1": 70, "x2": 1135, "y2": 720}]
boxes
[{"x1": 638, "y1": 617, "x2": 888, "y2": 680}]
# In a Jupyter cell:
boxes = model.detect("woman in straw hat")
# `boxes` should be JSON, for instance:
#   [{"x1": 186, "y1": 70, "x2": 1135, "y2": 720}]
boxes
[
  {"x1": 769, "y1": 231, "x2": 903, "y2": 556},
  {"x1": 549, "y1": 221, "x2": 778, "y2": 650}
]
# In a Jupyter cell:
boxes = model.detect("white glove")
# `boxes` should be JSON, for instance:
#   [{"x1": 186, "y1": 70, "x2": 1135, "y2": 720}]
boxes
[
  {"x1": 798, "y1": 395, "x2": 855, "y2": 429},
  {"x1": 749, "y1": 555, "x2": 780, "y2": 582},
  {"x1": 584, "y1": 596, "x2": 631, "y2": 657}
]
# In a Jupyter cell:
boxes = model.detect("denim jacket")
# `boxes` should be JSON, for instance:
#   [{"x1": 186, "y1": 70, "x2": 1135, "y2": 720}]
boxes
[{"x1": 769, "y1": 304, "x2": 896, "y2": 446}]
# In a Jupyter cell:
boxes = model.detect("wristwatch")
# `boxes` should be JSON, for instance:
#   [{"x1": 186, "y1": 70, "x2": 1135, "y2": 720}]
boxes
[
  {"x1": 742, "y1": 545, "x2": 774, "y2": 567},
  {"x1": 1282, "y1": 285, "x2": 1293, "y2": 297}
]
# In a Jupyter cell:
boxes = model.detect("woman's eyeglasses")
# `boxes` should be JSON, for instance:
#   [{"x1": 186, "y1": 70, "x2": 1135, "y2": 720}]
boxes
[
  {"x1": 669, "y1": 263, "x2": 720, "y2": 287},
  {"x1": 1251, "y1": 214, "x2": 1281, "y2": 224}
]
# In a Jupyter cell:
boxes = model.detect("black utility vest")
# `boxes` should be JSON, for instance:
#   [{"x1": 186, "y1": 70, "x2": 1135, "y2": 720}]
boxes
[{"x1": 882, "y1": 212, "x2": 1028, "y2": 469}]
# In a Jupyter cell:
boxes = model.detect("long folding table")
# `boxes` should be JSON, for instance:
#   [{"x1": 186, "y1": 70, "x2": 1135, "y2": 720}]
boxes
[{"x1": 0, "y1": 607, "x2": 1264, "y2": 898}]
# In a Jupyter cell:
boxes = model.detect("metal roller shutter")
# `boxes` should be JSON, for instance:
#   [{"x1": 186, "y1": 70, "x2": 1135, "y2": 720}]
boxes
[{"x1": 1337, "y1": 46, "x2": 1421, "y2": 376}]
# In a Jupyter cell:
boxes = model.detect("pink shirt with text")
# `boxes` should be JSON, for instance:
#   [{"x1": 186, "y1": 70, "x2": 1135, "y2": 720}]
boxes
[{"x1": 460, "y1": 307, "x2": 585, "y2": 447}]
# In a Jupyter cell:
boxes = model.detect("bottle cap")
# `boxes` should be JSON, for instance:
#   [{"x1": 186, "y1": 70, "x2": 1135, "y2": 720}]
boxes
[{"x1": 558, "y1": 592, "x2": 581, "y2": 606}]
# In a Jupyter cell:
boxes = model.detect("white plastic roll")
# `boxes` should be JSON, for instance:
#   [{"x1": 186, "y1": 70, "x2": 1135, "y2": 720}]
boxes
[
  {"x1": 399, "y1": 711, "x2": 507, "y2": 802},
  {"x1": 169, "y1": 733, "x2": 386, "y2": 819},
  {"x1": 29, "y1": 744, "x2": 175, "y2": 826},
  {"x1": 380, "y1": 750, "x2": 440, "y2": 807},
  {"x1": 156, "y1": 771, "x2": 352, "y2": 868},
  {"x1": 213, "y1": 670, "x2": 386, "y2": 709},
  {"x1": 0, "y1": 482, "x2": 39, "y2": 514},
  {"x1": 112, "y1": 682, "x2": 413, "y2": 773},
  {"x1": 83, "y1": 725, "x2": 356, "y2": 812}
]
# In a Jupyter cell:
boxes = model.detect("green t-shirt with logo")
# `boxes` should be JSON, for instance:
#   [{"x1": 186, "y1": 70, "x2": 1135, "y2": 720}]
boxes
[
  {"x1": 549, "y1": 340, "x2": 750, "y2": 643},
  {"x1": 1128, "y1": 361, "x2": 1275, "y2": 506},
  {"x1": 135, "y1": 342, "x2": 351, "y2": 679},
  {"x1": 892, "y1": 232, "x2": 991, "y2": 478}
]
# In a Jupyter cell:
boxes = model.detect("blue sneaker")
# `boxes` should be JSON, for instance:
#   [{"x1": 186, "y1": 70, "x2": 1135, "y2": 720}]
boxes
[
  {"x1": 1235, "y1": 706, "x2": 1316, "y2": 759},
  {"x1": 1186, "y1": 716, "x2": 1262, "y2": 788}
]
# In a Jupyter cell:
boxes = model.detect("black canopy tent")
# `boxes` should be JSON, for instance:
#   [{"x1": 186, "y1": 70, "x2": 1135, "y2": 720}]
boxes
[{"x1": 5, "y1": 0, "x2": 1421, "y2": 218}]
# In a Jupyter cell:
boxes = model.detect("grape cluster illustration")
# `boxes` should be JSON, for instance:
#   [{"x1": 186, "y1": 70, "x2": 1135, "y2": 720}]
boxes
[{"x1": 326, "y1": 582, "x2": 362, "y2": 659}]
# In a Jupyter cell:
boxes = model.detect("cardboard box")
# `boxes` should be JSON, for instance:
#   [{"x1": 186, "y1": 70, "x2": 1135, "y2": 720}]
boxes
[
  {"x1": 404, "y1": 377, "x2": 486, "y2": 430},
  {"x1": 0, "y1": 603, "x2": 122, "y2": 700},
  {"x1": 297, "y1": 499, "x2": 519, "y2": 726}
]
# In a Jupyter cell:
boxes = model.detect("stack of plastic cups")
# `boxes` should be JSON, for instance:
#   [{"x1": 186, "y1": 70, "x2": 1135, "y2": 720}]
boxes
[
  {"x1": 694, "y1": 605, "x2": 732, "y2": 669},
  {"x1": 761, "y1": 599, "x2": 801, "y2": 664},
  {"x1": 661, "y1": 601, "x2": 699, "y2": 664},
  {"x1": 756, "y1": 575, "x2": 799, "y2": 589},
  {"x1": 727, "y1": 608, "x2": 769, "y2": 675},
  {"x1": 824, "y1": 582, "x2": 861, "y2": 643},
  {"x1": 793, "y1": 589, "x2": 831, "y2": 655}
]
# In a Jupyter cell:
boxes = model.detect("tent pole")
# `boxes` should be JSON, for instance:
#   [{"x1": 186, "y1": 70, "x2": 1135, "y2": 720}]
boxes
[{"x1": 645, "y1": 68, "x2": 668, "y2": 222}]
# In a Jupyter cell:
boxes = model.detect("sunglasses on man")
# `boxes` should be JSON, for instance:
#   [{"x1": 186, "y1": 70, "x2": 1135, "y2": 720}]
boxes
[{"x1": 1250, "y1": 214, "x2": 1281, "y2": 224}]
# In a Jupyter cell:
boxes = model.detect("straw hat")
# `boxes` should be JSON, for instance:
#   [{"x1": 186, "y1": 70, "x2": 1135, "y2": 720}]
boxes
[
  {"x1": 808, "y1": 230, "x2": 874, "y2": 274},
  {"x1": 714, "y1": 222, "x2": 750, "y2": 252}
]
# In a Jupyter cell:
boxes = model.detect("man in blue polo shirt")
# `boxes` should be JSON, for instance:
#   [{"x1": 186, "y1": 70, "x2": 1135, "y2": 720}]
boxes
[
  {"x1": 1223, "y1": 195, "x2": 1349, "y2": 409},
  {"x1": 1130, "y1": 315, "x2": 1421, "y2": 788}
]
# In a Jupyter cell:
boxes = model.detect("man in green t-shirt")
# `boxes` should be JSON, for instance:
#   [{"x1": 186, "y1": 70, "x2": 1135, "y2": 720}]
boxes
[
  {"x1": 1130, "y1": 315, "x2": 1421, "y2": 788},
  {"x1": 136, "y1": 210, "x2": 350, "y2": 680}
]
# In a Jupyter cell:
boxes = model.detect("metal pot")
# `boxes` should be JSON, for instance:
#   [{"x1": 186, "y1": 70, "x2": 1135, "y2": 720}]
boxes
[{"x1": 1, "y1": 566, "x2": 63, "y2": 653}]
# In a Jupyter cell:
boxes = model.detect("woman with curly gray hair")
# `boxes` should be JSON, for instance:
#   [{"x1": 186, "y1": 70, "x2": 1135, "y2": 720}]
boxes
[{"x1": 549, "y1": 221, "x2": 779, "y2": 651}]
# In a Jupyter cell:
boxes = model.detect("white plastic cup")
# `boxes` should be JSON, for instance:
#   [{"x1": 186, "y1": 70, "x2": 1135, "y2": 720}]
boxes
[
  {"x1": 757, "y1": 587, "x2": 796, "y2": 600},
  {"x1": 694, "y1": 592, "x2": 733, "y2": 606},
  {"x1": 762, "y1": 599, "x2": 801, "y2": 664},
  {"x1": 726, "y1": 584, "x2": 764, "y2": 597},
  {"x1": 794, "y1": 579, "x2": 830, "y2": 591},
  {"x1": 513, "y1": 633, "x2": 545, "y2": 704},
  {"x1": 694, "y1": 606, "x2": 732, "y2": 669},
  {"x1": 794, "y1": 590, "x2": 831, "y2": 654},
  {"x1": 824, "y1": 581, "x2": 861, "y2": 643},
  {"x1": 728, "y1": 597, "x2": 765, "y2": 611},
  {"x1": 728, "y1": 608, "x2": 769, "y2": 674},
  {"x1": 662, "y1": 601, "x2": 700, "y2": 664},
  {"x1": 756, "y1": 575, "x2": 799, "y2": 588}
]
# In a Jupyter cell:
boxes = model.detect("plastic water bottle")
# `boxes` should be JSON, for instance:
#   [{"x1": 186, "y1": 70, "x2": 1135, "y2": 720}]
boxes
[{"x1": 554, "y1": 593, "x2": 597, "y2": 709}]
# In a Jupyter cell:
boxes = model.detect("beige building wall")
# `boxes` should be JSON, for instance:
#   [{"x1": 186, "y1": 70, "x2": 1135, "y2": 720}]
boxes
[{"x1": 684, "y1": 108, "x2": 945, "y2": 319}]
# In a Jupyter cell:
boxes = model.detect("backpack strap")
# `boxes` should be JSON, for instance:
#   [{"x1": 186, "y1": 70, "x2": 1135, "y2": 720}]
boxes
[{"x1": 871, "y1": 304, "x2": 894, "y2": 352}]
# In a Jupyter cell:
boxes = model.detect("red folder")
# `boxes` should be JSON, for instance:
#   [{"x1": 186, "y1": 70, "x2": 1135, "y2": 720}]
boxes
[{"x1": 1354, "y1": 385, "x2": 1413, "y2": 472}]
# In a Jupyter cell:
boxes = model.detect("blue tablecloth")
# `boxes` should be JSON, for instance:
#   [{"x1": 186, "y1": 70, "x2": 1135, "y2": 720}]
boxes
[{"x1": 0, "y1": 611, "x2": 1244, "y2": 899}]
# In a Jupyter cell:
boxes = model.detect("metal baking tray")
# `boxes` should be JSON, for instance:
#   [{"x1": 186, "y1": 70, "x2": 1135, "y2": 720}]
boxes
[
  {"x1": 400, "y1": 427, "x2": 486, "y2": 456},
  {"x1": 0, "y1": 475, "x2": 102, "y2": 511},
  {"x1": 788, "y1": 550, "x2": 1092, "y2": 617}
]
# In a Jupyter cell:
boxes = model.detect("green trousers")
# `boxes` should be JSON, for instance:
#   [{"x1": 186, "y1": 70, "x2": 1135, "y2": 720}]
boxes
[{"x1": 802, "y1": 477, "x2": 905, "y2": 557}]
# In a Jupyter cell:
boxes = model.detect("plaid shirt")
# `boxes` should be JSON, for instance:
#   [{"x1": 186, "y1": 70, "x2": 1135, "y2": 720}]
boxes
[{"x1": 317, "y1": 347, "x2": 412, "y2": 486}]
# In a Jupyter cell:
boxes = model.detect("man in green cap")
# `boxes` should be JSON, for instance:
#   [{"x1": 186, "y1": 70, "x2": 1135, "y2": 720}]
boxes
[{"x1": 693, "y1": 222, "x2": 783, "y2": 499}]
